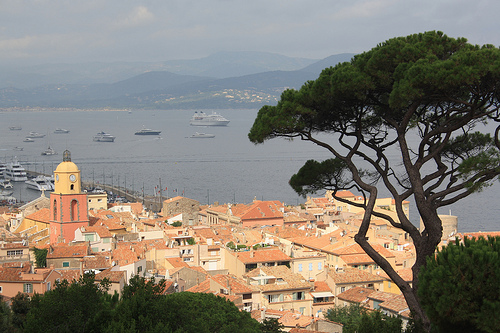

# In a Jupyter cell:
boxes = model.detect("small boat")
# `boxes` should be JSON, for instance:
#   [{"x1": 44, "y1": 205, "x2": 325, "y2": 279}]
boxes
[
  {"x1": 190, "y1": 132, "x2": 215, "y2": 138},
  {"x1": 135, "y1": 127, "x2": 162, "y2": 135},
  {"x1": 0, "y1": 189, "x2": 13, "y2": 196},
  {"x1": 25, "y1": 175, "x2": 53, "y2": 192},
  {"x1": 0, "y1": 179, "x2": 13, "y2": 189},
  {"x1": 9, "y1": 126, "x2": 22, "y2": 130},
  {"x1": 26, "y1": 131, "x2": 46, "y2": 138},
  {"x1": 54, "y1": 128, "x2": 70, "y2": 134},
  {"x1": 13, "y1": 147, "x2": 24, "y2": 151},
  {"x1": 23, "y1": 138, "x2": 35, "y2": 142},
  {"x1": 93, "y1": 131, "x2": 115, "y2": 142},
  {"x1": 189, "y1": 111, "x2": 230, "y2": 126},
  {"x1": 41, "y1": 146, "x2": 57, "y2": 156}
]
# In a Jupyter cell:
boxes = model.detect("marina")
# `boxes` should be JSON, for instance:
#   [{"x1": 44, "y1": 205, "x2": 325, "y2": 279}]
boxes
[{"x1": 0, "y1": 108, "x2": 499, "y2": 233}]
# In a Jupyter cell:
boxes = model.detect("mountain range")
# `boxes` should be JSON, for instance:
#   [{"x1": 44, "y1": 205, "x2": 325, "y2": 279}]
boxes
[{"x1": 0, "y1": 52, "x2": 356, "y2": 109}]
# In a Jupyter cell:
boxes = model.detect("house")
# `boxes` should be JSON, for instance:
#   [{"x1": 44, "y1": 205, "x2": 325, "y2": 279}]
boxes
[
  {"x1": 245, "y1": 265, "x2": 314, "y2": 316},
  {"x1": 320, "y1": 267, "x2": 386, "y2": 300},
  {"x1": 46, "y1": 243, "x2": 91, "y2": 269},
  {"x1": 95, "y1": 268, "x2": 126, "y2": 296},
  {"x1": 74, "y1": 225, "x2": 113, "y2": 252},
  {"x1": 336, "y1": 286, "x2": 375, "y2": 307},
  {"x1": 292, "y1": 254, "x2": 327, "y2": 281},
  {"x1": 12, "y1": 208, "x2": 50, "y2": 246},
  {"x1": 0, "y1": 239, "x2": 30, "y2": 264},
  {"x1": 187, "y1": 273, "x2": 260, "y2": 311},
  {"x1": 0, "y1": 262, "x2": 62, "y2": 298},
  {"x1": 162, "y1": 196, "x2": 200, "y2": 226},
  {"x1": 203, "y1": 200, "x2": 285, "y2": 228},
  {"x1": 166, "y1": 266, "x2": 208, "y2": 292},
  {"x1": 224, "y1": 247, "x2": 292, "y2": 278},
  {"x1": 311, "y1": 281, "x2": 335, "y2": 318}
]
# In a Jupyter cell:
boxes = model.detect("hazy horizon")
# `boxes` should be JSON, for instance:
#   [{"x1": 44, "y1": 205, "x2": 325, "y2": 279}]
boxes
[{"x1": 1, "y1": 1, "x2": 499, "y2": 67}]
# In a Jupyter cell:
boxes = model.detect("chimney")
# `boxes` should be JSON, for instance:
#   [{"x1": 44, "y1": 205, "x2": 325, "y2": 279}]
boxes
[
  {"x1": 79, "y1": 259, "x2": 84, "y2": 277},
  {"x1": 250, "y1": 249, "x2": 255, "y2": 258}
]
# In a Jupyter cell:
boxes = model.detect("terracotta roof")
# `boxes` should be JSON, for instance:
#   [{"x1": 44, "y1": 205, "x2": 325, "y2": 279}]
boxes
[
  {"x1": 328, "y1": 267, "x2": 386, "y2": 284},
  {"x1": 111, "y1": 246, "x2": 141, "y2": 265},
  {"x1": 337, "y1": 286, "x2": 375, "y2": 303},
  {"x1": 0, "y1": 262, "x2": 31, "y2": 281},
  {"x1": 314, "y1": 281, "x2": 332, "y2": 292},
  {"x1": 58, "y1": 269, "x2": 81, "y2": 283},
  {"x1": 47, "y1": 244, "x2": 89, "y2": 259},
  {"x1": 166, "y1": 257, "x2": 190, "y2": 268},
  {"x1": 237, "y1": 248, "x2": 291, "y2": 264},
  {"x1": 378, "y1": 294, "x2": 409, "y2": 314},
  {"x1": 368, "y1": 290, "x2": 399, "y2": 303},
  {"x1": 24, "y1": 208, "x2": 50, "y2": 223},
  {"x1": 211, "y1": 274, "x2": 255, "y2": 294},
  {"x1": 82, "y1": 255, "x2": 111, "y2": 270},
  {"x1": 81, "y1": 225, "x2": 112, "y2": 238},
  {"x1": 245, "y1": 266, "x2": 311, "y2": 292},
  {"x1": 95, "y1": 268, "x2": 126, "y2": 283}
]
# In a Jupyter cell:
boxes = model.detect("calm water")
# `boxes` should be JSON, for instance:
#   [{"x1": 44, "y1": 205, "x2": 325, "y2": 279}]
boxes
[{"x1": 0, "y1": 109, "x2": 499, "y2": 233}]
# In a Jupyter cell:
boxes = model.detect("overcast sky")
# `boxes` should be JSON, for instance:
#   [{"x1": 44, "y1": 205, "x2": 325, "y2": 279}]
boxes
[{"x1": 1, "y1": 0, "x2": 499, "y2": 66}]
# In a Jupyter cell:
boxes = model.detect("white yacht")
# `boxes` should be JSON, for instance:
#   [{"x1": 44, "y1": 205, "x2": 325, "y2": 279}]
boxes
[
  {"x1": 93, "y1": 132, "x2": 116, "y2": 142},
  {"x1": 25, "y1": 175, "x2": 53, "y2": 192},
  {"x1": 189, "y1": 132, "x2": 215, "y2": 138},
  {"x1": 54, "y1": 128, "x2": 70, "y2": 134},
  {"x1": 189, "y1": 111, "x2": 230, "y2": 126},
  {"x1": 41, "y1": 146, "x2": 57, "y2": 156},
  {"x1": 0, "y1": 179, "x2": 13, "y2": 189},
  {"x1": 26, "y1": 131, "x2": 46, "y2": 138},
  {"x1": 4, "y1": 158, "x2": 28, "y2": 181}
]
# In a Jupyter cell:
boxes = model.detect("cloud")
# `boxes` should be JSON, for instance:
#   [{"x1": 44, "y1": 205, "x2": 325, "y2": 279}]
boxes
[
  {"x1": 332, "y1": 0, "x2": 399, "y2": 20},
  {"x1": 113, "y1": 6, "x2": 155, "y2": 29}
]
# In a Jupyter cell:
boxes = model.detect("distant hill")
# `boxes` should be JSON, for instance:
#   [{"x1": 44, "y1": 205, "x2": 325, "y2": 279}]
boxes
[{"x1": 0, "y1": 52, "x2": 356, "y2": 109}]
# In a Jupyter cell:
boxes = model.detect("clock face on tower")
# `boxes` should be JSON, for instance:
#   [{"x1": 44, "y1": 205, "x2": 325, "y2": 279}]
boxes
[{"x1": 70, "y1": 174, "x2": 76, "y2": 182}]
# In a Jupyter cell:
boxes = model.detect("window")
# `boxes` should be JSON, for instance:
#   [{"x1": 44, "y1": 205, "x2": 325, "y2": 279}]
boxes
[
  {"x1": 103, "y1": 238, "x2": 110, "y2": 243},
  {"x1": 242, "y1": 293, "x2": 252, "y2": 300},
  {"x1": 340, "y1": 286, "x2": 345, "y2": 293},
  {"x1": 0, "y1": 286, "x2": 2, "y2": 293},
  {"x1": 267, "y1": 294, "x2": 283, "y2": 303},
  {"x1": 7, "y1": 250, "x2": 23, "y2": 257},
  {"x1": 318, "y1": 262, "x2": 322, "y2": 270},
  {"x1": 47, "y1": 281, "x2": 51, "y2": 291},
  {"x1": 24, "y1": 283, "x2": 33, "y2": 293},
  {"x1": 388, "y1": 281, "x2": 392, "y2": 288},
  {"x1": 293, "y1": 292, "x2": 304, "y2": 300},
  {"x1": 309, "y1": 263, "x2": 313, "y2": 271},
  {"x1": 84, "y1": 234, "x2": 95, "y2": 242},
  {"x1": 298, "y1": 264, "x2": 302, "y2": 272},
  {"x1": 299, "y1": 307, "x2": 305, "y2": 314},
  {"x1": 62, "y1": 262, "x2": 70, "y2": 267}
]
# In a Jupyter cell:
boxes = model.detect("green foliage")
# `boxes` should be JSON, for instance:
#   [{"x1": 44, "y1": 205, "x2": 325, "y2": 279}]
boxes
[
  {"x1": 418, "y1": 236, "x2": 500, "y2": 332},
  {"x1": 107, "y1": 291, "x2": 261, "y2": 333},
  {"x1": 227, "y1": 241, "x2": 236, "y2": 250},
  {"x1": 32, "y1": 247, "x2": 48, "y2": 268},
  {"x1": 186, "y1": 237, "x2": 196, "y2": 245},
  {"x1": 11, "y1": 292, "x2": 31, "y2": 331},
  {"x1": 289, "y1": 159, "x2": 351, "y2": 197},
  {"x1": 325, "y1": 304, "x2": 403, "y2": 333},
  {"x1": 23, "y1": 272, "x2": 115, "y2": 333},
  {"x1": 171, "y1": 221, "x2": 182, "y2": 227},
  {"x1": 260, "y1": 317, "x2": 285, "y2": 333},
  {"x1": 0, "y1": 296, "x2": 13, "y2": 333}
]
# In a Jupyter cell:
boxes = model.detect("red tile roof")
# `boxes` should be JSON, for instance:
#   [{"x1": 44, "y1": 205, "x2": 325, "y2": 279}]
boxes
[
  {"x1": 47, "y1": 244, "x2": 89, "y2": 259},
  {"x1": 237, "y1": 248, "x2": 291, "y2": 264},
  {"x1": 24, "y1": 208, "x2": 50, "y2": 223},
  {"x1": 337, "y1": 286, "x2": 375, "y2": 303}
]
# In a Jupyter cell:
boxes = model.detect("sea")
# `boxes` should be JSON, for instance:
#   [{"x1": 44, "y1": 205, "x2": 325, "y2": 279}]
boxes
[{"x1": 0, "y1": 108, "x2": 499, "y2": 233}]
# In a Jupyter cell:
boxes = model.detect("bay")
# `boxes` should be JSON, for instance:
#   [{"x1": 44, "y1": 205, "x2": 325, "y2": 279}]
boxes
[{"x1": 0, "y1": 109, "x2": 498, "y2": 233}]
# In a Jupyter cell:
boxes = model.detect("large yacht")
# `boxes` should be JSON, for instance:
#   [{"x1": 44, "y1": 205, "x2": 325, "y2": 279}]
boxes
[
  {"x1": 135, "y1": 127, "x2": 162, "y2": 135},
  {"x1": 25, "y1": 175, "x2": 53, "y2": 192},
  {"x1": 4, "y1": 158, "x2": 28, "y2": 181},
  {"x1": 189, "y1": 111, "x2": 230, "y2": 126},
  {"x1": 93, "y1": 132, "x2": 116, "y2": 142}
]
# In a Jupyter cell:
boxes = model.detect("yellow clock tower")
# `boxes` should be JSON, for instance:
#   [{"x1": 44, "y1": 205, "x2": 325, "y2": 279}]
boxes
[{"x1": 50, "y1": 150, "x2": 89, "y2": 243}]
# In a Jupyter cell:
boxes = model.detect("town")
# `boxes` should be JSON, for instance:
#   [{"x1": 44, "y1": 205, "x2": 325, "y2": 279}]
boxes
[{"x1": 0, "y1": 149, "x2": 494, "y2": 332}]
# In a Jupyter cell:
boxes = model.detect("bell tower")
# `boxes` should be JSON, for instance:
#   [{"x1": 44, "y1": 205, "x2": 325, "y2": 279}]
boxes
[{"x1": 49, "y1": 150, "x2": 89, "y2": 244}]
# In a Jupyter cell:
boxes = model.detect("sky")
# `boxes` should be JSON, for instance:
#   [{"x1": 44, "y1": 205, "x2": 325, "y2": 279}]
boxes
[{"x1": 1, "y1": 0, "x2": 499, "y2": 66}]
